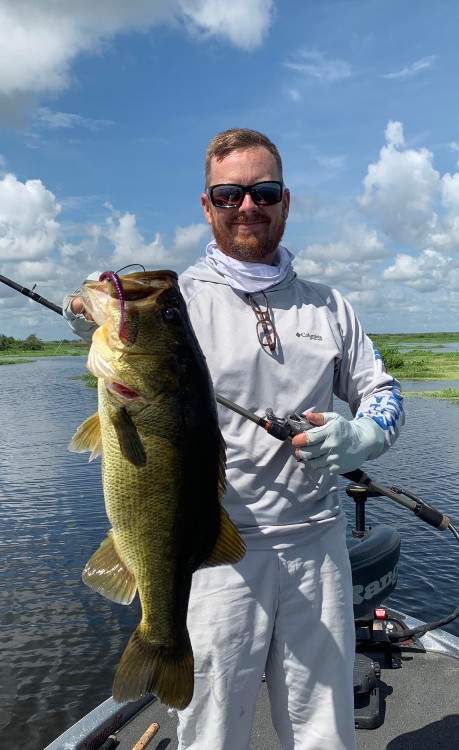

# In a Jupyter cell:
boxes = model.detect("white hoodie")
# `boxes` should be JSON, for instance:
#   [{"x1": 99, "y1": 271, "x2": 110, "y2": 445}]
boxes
[
  {"x1": 179, "y1": 258, "x2": 403, "y2": 546},
  {"x1": 64, "y1": 257, "x2": 404, "y2": 548}
]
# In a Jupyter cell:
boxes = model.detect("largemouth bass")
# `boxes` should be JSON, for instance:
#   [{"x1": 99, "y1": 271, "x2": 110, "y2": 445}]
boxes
[{"x1": 69, "y1": 270, "x2": 245, "y2": 708}]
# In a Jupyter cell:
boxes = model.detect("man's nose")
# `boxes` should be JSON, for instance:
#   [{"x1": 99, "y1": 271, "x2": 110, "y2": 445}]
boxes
[{"x1": 239, "y1": 190, "x2": 258, "y2": 210}]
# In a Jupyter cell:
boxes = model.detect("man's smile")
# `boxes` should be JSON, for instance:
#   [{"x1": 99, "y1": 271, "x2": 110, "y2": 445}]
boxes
[{"x1": 232, "y1": 218, "x2": 269, "y2": 227}]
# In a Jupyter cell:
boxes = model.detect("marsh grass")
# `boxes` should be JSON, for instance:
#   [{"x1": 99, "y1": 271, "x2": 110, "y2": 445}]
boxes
[
  {"x1": 372, "y1": 332, "x2": 459, "y2": 345},
  {"x1": 71, "y1": 372, "x2": 97, "y2": 388},
  {"x1": 0, "y1": 342, "x2": 87, "y2": 359},
  {"x1": 371, "y1": 334, "x2": 459, "y2": 380},
  {"x1": 406, "y1": 388, "x2": 459, "y2": 401}
]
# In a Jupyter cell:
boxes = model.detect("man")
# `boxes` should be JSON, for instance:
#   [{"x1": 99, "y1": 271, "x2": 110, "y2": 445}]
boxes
[{"x1": 65, "y1": 128, "x2": 404, "y2": 750}]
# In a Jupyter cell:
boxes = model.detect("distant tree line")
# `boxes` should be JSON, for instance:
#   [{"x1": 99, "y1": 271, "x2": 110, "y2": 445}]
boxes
[{"x1": 0, "y1": 333, "x2": 44, "y2": 350}]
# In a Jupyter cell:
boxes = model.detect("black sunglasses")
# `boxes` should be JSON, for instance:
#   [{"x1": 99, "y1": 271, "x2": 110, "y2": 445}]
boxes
[{"x1": 207, "y1": 181, "x2": 283, "y2": 209}]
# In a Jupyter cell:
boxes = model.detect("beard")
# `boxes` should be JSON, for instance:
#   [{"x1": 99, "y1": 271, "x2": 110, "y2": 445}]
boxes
[{"x1": 211, "y1": 212, "x2": 287, "y2": 263}]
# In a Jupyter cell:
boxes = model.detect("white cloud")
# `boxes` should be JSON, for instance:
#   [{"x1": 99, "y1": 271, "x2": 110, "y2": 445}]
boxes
[
  {"x1": 346, "y1": 289, "x2": 382, "y2": 308},
  {"x1": 297, "y1": 223, "x2": 388, "y2": 265},
  {"x1": 383, "y1": 249, "x2": 451, "y2": 292},
  {"x1": 358, "y1": 121, "x2": 459, "y2": 256},
  {"x1": 382, "y1": 55, "x2": 436, "y2": 80},
  {"x1": 359, "y1": 126, "x2": 441, "y2": 248},
  {"x1": 105, "y1": 212, "x2": 169, "y2": 268},
  {"x1": 15, "y1": 259, "x2": 57, "y2": 281},
  {"x1": 0, "y1": 173, "x2": 61, "y2": 260},
  {"x1": 172, "y1": 223, "x2": 209, "y2": 253},
  {"x1": 179, "y1": 0, "x2": 273, "y2": 51},
  {"x1": 385, "y1": 120, "x2": 405, "y2": 148},
  {"x1": 34, "y1": 107, "x2": 114, "y2": 131},
  {"x1": 103, "y1": 212, "x2": 209, "y2": 269},
  {"x1": 0, "y1": 1, "x2": 272, "y2": 116},
  {"x1": 284, "y1": 50, "x2": 352, "y2": 82}
]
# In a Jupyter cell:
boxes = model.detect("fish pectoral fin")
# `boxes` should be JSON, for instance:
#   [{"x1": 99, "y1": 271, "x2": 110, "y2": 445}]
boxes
[
  {"x1": 205, "y1": 507, "x2": 246, "y2": 566},
  {"x1": 82, "y1": 530, "x2": 137, "y2": 604},
  {"x1": 68, "y1": 412, "x2": 102, "y2": 461},
  {"x1": 111, "y1": 407, "x2": 147, "y2": 467}
]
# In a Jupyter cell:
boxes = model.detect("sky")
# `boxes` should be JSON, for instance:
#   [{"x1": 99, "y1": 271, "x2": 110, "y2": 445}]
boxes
[{"x1": 1, "y1": 0, "x2": 459, "y2": 338}]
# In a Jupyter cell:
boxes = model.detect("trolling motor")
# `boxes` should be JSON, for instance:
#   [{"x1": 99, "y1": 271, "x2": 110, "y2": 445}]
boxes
[{"x1": 346, "y1": 483, "x2": 400, "y2": 619}]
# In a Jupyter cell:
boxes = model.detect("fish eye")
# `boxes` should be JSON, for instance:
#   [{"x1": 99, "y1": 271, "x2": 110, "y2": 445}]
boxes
[{"x1": 162, "y1": 307, "x2": 178, "y2": 321}]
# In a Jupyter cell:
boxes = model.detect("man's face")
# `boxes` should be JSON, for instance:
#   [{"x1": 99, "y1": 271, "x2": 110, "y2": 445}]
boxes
[{"x1": 201, "y1": 146, "x2": 290, "y2": 264}]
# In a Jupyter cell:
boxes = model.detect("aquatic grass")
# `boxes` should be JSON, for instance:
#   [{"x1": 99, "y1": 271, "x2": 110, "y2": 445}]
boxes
[
  {"x1": 405, "y1": 388, "x2": 459, "y2": 401},
  {"x1": 70, "y1": 372, "x2": 97, "y2": 388},
  {"x1": 0, "y1": 335, "x2": 89, "y2": 359},
  {"x1": 370, "y1": 334, "x2": 459, "y2": 380},
  {"x1": 371, "y1": 332, "x2": 459, "y2": 345}
]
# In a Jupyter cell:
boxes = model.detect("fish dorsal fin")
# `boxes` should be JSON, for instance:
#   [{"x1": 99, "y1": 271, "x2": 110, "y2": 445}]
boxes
[
  {"x1": 82, "y1": 530, "x2": 137, "y2": 604},
  {"x1": 111, "y1": 407, "x2": 147, "y2": 467},
  {"x1": 205, "y1": 507, "x2": 246, "y2": 566},
  {"x1": 68, "y1": 412, "x2": 102, "y2": 461}
]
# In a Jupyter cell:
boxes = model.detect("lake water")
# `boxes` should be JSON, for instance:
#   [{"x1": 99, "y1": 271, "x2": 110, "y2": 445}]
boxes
[
  {"x1": 1, "y1": 357, "x2": 459, "y2": 749},
  {"x1": 398, "y1": 341, "x2": 459, "y2": 353}
]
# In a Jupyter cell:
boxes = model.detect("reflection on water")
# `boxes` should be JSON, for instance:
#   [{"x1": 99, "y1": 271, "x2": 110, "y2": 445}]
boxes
[
  {"x1": 1, "y1": 358, "x2": 459, "y2": 749},
  {"x1": 0, "y1": 358, "x2": 140, "y2": 749}
]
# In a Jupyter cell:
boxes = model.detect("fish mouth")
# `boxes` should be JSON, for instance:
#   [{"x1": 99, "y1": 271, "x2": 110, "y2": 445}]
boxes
[
  {"x1": 107, "y1": 381, "x2": 141, "y2": 400},
  {"x1": 83, "y1": 270, "x2": 179, "y2": 331},
  {"x1": 87, "y1": 271, "x2": 179, "y2": 301}
]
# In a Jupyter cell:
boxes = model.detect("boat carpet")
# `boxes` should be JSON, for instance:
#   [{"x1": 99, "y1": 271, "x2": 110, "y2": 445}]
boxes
[{"x1": 111, "y1": 650, "x2": 458, "y2": 750}]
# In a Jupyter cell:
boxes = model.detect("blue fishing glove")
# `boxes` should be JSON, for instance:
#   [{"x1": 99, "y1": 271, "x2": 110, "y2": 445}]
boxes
[{"x1": 295, "y1": 413, "x2": 386, "y2": 475}]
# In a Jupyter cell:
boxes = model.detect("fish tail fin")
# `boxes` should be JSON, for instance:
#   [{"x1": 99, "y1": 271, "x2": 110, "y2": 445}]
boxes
[{"x1": 112, "y1": 625, "x2": 194, "y2": 709}]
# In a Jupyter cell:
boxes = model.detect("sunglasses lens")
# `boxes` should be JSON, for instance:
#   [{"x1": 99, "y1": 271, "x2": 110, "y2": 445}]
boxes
[
  {"x1": 210, "y1": 185, "x2": 244, "y2": 207},
  {"x1": 251, "y1": 182, "x2": 283, "y2": 206},
  {"x1": 209, "y1": 182, "x2": 283, "y2": 208}
]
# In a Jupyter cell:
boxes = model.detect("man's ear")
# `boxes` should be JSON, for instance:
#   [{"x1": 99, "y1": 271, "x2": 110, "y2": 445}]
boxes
[
  {"x1": 282, "y1": 187, "x2": 290, "y2": 220},
  {"x1": 201, "y1": 192, "x2": 213, "y2": 226}
]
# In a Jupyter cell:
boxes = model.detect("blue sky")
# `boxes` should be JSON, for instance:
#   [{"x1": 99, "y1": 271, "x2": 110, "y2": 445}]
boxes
[{"x1": 1, "y1": 0, "x2": 459, "y2": 338}]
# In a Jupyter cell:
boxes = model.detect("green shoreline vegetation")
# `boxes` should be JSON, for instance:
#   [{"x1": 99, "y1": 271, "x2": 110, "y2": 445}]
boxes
[
  {"x1": 370, "y1": 333, "x2": 459, "y2": 402},
  {"x1": 2, "y1": 331, "x2": 459, "y2": 400},
  {"x1": 404, "y1": 388, "x2": 459, "y2": 401},
  {"x1": 370, "y1": 333, "x2": 459, "y2": 382},
  {"x1": 0, "y1": 333, "x2": 88, "y2": 362}
]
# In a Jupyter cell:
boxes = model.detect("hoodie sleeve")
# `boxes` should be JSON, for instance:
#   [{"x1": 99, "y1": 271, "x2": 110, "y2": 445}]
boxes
[
  {"x1": 62, "y1": 271, "x2": 101, "y2": 343},
  {"x1": 62, "y1": 295, "x2": 97, "y2": 343},
  {"x1": 330, "y1": 290, "x2": 404, "y2": 450}
]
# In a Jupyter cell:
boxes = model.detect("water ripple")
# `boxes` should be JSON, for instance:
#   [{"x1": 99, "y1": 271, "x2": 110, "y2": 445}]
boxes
[{"x1": 1, "y1": 360, "x2": 459, "y2": 748}]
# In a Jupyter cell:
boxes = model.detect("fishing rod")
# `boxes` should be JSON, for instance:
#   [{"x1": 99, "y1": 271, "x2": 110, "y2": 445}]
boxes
[
  {"x1": 1, "y1": 272, "x2": 457, "y2": 538},
  {"x1": 0, "y1": 273, "x2": 63, "y2": 315},
  {"x1": 216, "y1": 393, "x2": 457, "y2": 536},
  {"x1": 3, "y1": 271, "x2": 458, "y2": 639}
]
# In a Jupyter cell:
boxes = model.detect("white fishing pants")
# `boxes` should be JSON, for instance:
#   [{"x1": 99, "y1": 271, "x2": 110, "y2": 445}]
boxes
[{"x1": 177, "y1": 516, "x2": 356, "y2": 750}]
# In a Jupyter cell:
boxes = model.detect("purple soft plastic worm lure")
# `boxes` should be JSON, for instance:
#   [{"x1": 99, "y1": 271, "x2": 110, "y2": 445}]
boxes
[{"x1": 99, "y1": 271, "x2": 129, "y2": 342}]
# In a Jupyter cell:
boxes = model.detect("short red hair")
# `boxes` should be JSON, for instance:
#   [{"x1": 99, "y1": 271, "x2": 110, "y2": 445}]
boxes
[{"x1": 205, "y1": 128, "x2": 283, "y2": 186}]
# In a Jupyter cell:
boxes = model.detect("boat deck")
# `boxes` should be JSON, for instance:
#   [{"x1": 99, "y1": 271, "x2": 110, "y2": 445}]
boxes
[{"x1": 112, "y1": 649, "x2": 459, "y2": 750}]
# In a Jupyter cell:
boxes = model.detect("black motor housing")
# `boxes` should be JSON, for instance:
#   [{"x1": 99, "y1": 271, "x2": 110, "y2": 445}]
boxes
[{"x1": 348, "y1": 525, "x2": 401, "y2": 619}]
